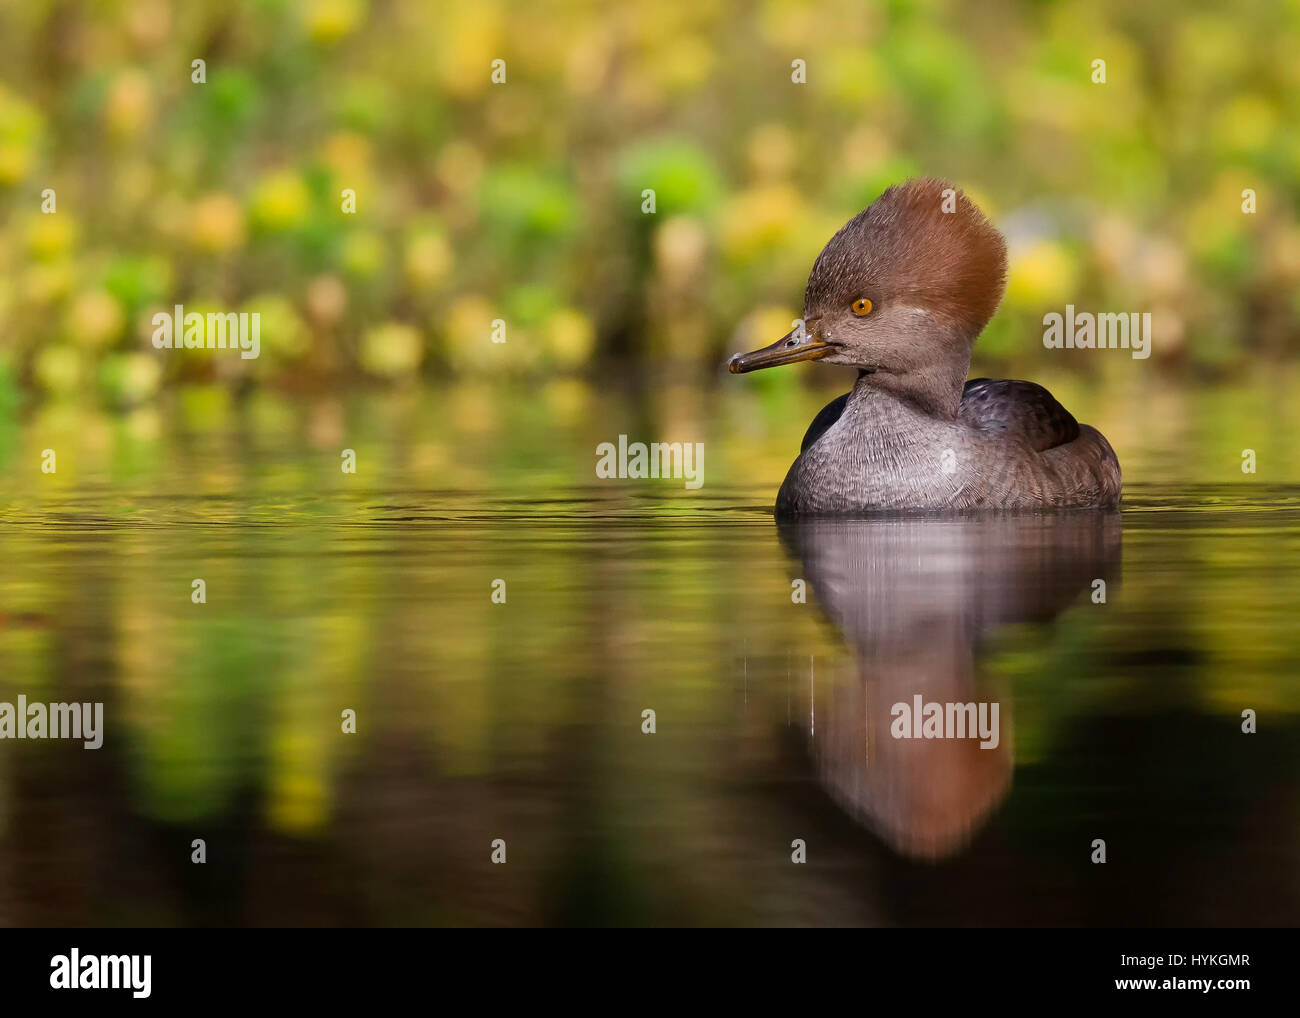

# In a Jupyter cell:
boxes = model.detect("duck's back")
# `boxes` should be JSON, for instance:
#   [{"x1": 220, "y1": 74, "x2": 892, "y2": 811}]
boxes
[
  {"x1": 958, "y1": 378, "x2": 1079, "y2": 451},
  {"x1": 957, "y1": 378, "x2": 1121, "y2": 508}
]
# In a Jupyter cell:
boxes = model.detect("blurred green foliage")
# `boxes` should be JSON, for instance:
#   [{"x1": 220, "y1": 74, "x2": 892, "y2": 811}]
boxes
[{"x1": 0, "y1": 0, "x2": 1298, "y2": 407}]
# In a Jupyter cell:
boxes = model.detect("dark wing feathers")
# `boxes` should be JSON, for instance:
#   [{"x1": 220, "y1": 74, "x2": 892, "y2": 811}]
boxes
[
  {"x1": 802, "y1": 381, "x2": 1079, "y2": 456},
  {"x1": 958, "y1": 378, "x2": 1080, "y2": 452},
  {"x1": 800, "y1": 392, "x2": 850, "y2": 452}
]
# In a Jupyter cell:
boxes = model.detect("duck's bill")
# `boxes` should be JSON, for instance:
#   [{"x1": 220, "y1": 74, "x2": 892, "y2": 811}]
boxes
[{"x1": 728, "y1": 329, "x2": 833, "y2": 374}]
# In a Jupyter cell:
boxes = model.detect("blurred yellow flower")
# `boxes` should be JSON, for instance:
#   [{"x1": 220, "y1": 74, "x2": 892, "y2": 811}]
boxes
[
  {"x1": 301, "y1": 0, "x2": 364, "y2": 45},
  {"x1": 250, "y1": 171, "x2": 312, "y2": 231},
  {"x1": 67, "y1": 290, "x2": 125, "y2": 350},
  {"x1": 654, "y1": 216, "x2": 709, "y2": 282},
  {"x1": 444, "y1": 295, "x2": 521, "y2": 373},
  {"x1": 544, "y1": 308, "x2": 595, "y2": 368},
  {"x1": 720, "y1": 184, "x2": 806, "y2": 262},
  {"x1": 101, "y1": 352, "x2": 163, "y2": 404},
  {"x1": 1136, "y1": 238, "x2": 1188, "y2": 300},
  {"x1": 341, "y1": 231, "x2": 386, "y2": 277},
  {"x1": 405, "y1": 231, "x2": 453, "y2": 287},
  {"x1": 322, "y1": 130, "x2": 372, "y2": 176},
  {"x1": 746, "y1": 123, "x2": 797, "y2": 182},
  {"x1": 0, "y1": 86, "x2": 42, "y2": 185},
  {"x1": 0, "y1": 145, "x2": 31, "y2": 186},
  {"x1": 104, "y1": 70, "x2": 155, "y2": 138},
  {"x1": 24, "y1": 263, "x2": 74, "y2": 305},
  {"x1": 652, "y1": 36, "x2": 715, "y2": 93},
  {"x1": 125, "y1": 0, "x2": 171, "y2": 49},
  {"x1": 757, "y1": 0, "x2": 827, "y2": 48},
  {"x1": 190, "y1": 194, "x2": 247, "y2": 253},
  {"x1": 360, "y1": 322, "x2": 424, "y2": 378},
  {"x1": 1264, "y1": 227, "x2": 1300, "y2": 285},
  {"x1": 821, "y1": 47, "x2": 887, "y2": 107},
  {"x1": 25, "y1": 214, "x2": 77, "y2": 260},
  {"x1": 435, "y1": 141, "x2": 484, "y2": 198},
  {"x1": 1005, "y1": 241, "x2": 1079, "y2": 308},
  {"x1": 306, "y1": 274, "x2": 348, "y2": 326},
  {"x1": 242, "y1": 294, "x2": 309, "y2": 360},
  {"x1": 435, "y1": 4, "x2": 505, "y2": 98},
  {"x1": 1213, "y1": 94, "x2": 1278, "y2": 155},
  {"x1": 34, "y1": 345, "x2": 83, "y2": 395},
  {"x1": 736, "y1": 306, "x2": 800, "y2": 355},
  {"x1": 564, "y1": 26, "x2": 614, "y2": 96},
  {"x1": 541, "y1": 378, "x2": 591, "y2": 426},
  {"x1": 838, "y1": 125, "x2": 893, "y2": 177}
]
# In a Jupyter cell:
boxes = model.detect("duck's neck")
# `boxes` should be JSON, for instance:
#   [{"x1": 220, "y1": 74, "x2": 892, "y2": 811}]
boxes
[{"x1": 853, "y1": 344, "x2": 970, "y2": 420}]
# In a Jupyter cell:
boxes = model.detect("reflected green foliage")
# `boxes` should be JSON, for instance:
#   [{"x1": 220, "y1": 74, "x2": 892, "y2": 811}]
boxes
[{"x1": 0, "y1": 384, "x2": 1298, "y2": 923}]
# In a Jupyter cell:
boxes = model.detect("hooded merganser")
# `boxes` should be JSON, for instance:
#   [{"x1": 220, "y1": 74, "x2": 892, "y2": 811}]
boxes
[{"x1": 729, "y1": 178, "x2": 1122, "y2": 513}]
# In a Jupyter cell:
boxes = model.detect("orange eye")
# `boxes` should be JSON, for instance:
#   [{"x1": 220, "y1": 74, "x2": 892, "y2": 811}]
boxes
[{"x1": 851, "y1": 297, "x2": 873, "y2": 316}]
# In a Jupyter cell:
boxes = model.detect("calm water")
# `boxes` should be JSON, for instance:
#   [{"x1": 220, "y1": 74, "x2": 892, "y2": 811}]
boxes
[{"x1": 1, "y1": 382, "x2": 1299, "y2": 926}]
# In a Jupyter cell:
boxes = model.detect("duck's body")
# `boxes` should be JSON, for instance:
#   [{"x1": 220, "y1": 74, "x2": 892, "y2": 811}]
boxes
[
  {"x1": 777, "y1": 375, "x2": 1121, "y2": 513},
  {"x1": 729, "y1": 177, "x2": 1122, "y2": 514}
]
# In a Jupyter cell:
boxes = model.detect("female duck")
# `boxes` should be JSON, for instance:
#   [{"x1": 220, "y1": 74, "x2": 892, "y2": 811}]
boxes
[{"x1": 729, "y1": 178, "x2": 1122, "y2": 513}]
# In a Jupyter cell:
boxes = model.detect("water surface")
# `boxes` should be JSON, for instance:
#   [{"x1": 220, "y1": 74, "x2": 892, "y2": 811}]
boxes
[{"x1": 2, "y1": 472, "x2": 1297, "y2": 926}]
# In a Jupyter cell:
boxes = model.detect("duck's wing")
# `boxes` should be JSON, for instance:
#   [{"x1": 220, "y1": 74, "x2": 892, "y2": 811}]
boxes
[
  {"x1": 800, "y1": 392, "x2": 850, "y2": 452},
  {"x1": 958, "y1": 378, "x2": 1080, "y2": 452}
]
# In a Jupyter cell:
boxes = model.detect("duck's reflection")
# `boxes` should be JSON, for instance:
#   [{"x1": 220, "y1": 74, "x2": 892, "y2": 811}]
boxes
[{"x1": 780, "y1": 512, "x2": 1121, "y2": 860}]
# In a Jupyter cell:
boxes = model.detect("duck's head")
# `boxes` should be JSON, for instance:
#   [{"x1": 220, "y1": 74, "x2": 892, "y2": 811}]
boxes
[{"x1": 728, "y1": 178, "x2": 1007, "y2": 416}]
